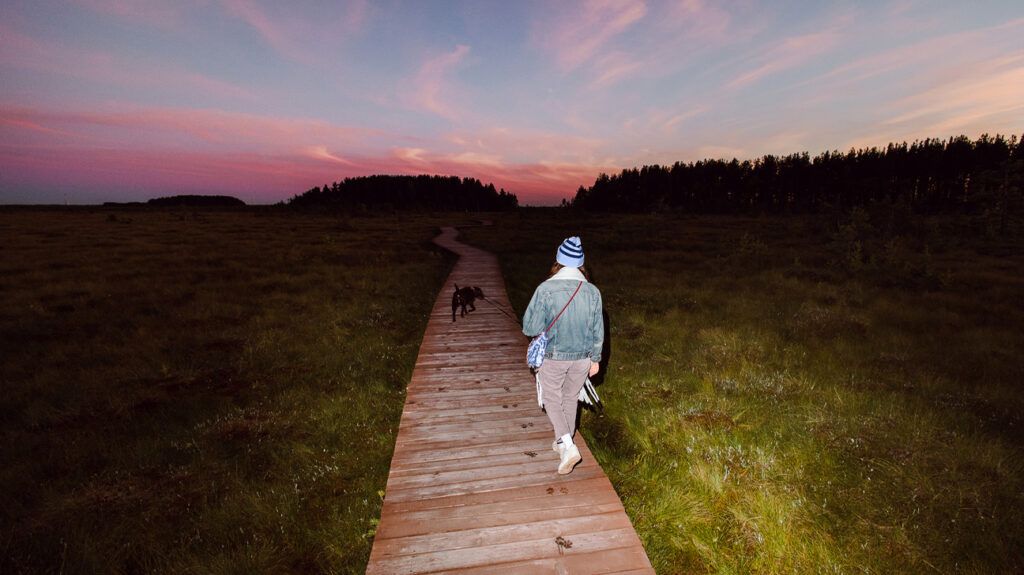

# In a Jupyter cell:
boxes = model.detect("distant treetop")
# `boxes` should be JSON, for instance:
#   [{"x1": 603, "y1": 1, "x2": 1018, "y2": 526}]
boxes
[
  {"x1": 147, "y1": 195, "x2": 246, "y2": 207},
  {"x1": 286, "y1": 174, "x2": 518, "y2": 211},
  {"x1": 571, "y1": 133, "x2": 1023, "y2": 215}
]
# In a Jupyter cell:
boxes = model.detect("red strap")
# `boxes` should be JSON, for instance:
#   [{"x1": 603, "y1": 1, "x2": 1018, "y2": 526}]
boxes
[{"x1": 543, "y1": 281, "x2": 583, "y2": 333}]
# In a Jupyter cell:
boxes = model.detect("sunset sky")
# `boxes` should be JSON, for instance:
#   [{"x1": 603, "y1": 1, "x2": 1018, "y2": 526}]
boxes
[{"x1": 1, "y1": 1, "x2": 1022, "y2": 205}]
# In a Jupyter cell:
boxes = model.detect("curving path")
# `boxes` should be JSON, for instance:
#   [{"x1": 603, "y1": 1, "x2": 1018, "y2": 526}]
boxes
[{"x1": 366, "y1": 227, "x2": 653, "y2": 574}]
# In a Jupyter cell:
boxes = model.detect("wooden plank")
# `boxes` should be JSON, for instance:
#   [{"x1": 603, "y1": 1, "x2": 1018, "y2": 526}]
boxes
[
  {"x1": 382, "y1": 464, "x2": 607, "y2": 503},
  {"x1": 381, "y1": 477, "x2": 616, "y2": 515},
  {"x1": 376, "y1": 488, "x2": 624, "y2": 539},
  {"x1": 365, "y1": 226, "x2": 653, "y2": 574},
  {"x1": 390, "y1": 429, "x2": 554, "y2": 454},
  {"x1": 372, "y1": 513, "x2": 633, "y2": 557},
  {"x1": 366, "y1": 528, "x2": 641, "y2": 574},
  {"x1": 428, "y1": 546, "x2": 655, "y2": 575}
]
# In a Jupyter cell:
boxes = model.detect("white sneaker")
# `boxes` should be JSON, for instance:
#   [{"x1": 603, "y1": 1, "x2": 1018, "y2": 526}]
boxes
[
  {"x1": 557, "y1": 443, "x2": 581, "y2": 475},
  {"x1": 552, "y1": 440, "x2": 563, "y2": 454}
]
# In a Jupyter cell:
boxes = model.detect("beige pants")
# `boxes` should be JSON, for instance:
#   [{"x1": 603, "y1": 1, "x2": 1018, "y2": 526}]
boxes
[{"x1": 538, "y1": 358, "x2": 591, "y2": 439}]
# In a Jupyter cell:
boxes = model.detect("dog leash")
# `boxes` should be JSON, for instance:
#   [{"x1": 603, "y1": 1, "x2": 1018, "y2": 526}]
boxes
[
  {"x1": 478, "y1": 280, "x2": 584, "y2": 329},
  {"x1": 478, "y1": 296, "x2": 524, "y2": 326}
]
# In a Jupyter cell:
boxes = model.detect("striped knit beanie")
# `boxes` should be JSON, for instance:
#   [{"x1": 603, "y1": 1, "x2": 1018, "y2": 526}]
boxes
[{"x1": 556, "y1": 236, "x2": 584, "y2": 268}]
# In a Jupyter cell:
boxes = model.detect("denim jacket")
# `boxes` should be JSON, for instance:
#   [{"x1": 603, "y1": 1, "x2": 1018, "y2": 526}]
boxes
[{"x1": 522, "y1": 267, "x2": 604, "y2": 363}]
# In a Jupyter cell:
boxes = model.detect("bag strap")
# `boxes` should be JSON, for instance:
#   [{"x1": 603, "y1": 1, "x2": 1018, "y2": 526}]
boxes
[{"x1": 543, "y1": 281, "x2": 583, "y2": 333}]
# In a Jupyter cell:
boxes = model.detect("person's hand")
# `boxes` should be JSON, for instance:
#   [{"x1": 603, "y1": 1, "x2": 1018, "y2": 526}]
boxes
[{"x1": 589, "y1": 361, "x2": 600, "y2": 377}]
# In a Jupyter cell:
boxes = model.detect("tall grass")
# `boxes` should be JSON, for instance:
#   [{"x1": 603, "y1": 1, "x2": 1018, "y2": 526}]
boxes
[
  {"x1": 461, "y1": 211, "x2": 1024, "y2": 574},
  {"x1": 0, "y1": 208, "x2": 461, "y2": 574}
]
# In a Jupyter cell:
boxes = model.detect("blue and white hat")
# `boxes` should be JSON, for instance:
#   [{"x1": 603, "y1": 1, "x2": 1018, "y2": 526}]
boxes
[{"x1": 556, "y1": 236, "x2": 584, "y2": 268}]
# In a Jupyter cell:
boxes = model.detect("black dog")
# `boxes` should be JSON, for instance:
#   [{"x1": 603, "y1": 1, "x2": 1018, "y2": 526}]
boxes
[{"x1": 452, "y1": 284, "x2": 485, "y2": 322}]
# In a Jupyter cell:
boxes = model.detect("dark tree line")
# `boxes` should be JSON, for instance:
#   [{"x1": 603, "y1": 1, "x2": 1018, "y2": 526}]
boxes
[
  {"x1": 287, "y1": 174, "x2": 518, "y2": 211},
  {"x1": 147, "y1": 195, "x2": 246, "y2": 207},
  {"x1": 571, "y1": 134, "x2": 1023, "y2": 216}
]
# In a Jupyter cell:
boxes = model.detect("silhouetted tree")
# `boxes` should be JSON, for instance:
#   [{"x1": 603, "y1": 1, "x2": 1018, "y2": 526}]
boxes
[
  {"x1": 287, "y1": 174, "x2": 518, "y2": 212},
  {"x1": 147, "y1": 195, "x2": 245, "y2": 207},
  {"x1": 571, "y1": 133, "x2": 1023, "y2": 217}
]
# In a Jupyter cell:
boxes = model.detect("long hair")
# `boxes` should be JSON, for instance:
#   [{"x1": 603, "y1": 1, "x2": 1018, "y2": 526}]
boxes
[{"x1": 550, "y1": 262, "x2": 589, "y2": 281}]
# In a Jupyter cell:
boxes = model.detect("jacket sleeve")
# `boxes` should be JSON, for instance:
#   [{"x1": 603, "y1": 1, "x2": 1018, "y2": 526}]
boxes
[
  {"x1": 590, "y1": 289, "x2": 604, "y2": 363},
  {"x1": 522, "y1": 285, "x2": 547, "y2": 337}
]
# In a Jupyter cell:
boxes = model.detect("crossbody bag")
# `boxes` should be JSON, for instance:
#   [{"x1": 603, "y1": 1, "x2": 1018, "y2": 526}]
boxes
[{"x1": 526, "y1": 280, "x2": 583, "y2": 369}]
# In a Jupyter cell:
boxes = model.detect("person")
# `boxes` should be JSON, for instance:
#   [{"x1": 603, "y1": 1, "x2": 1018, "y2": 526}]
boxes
[{"x1": 523, "y1": 236, "x2": 604, "y2": 475}]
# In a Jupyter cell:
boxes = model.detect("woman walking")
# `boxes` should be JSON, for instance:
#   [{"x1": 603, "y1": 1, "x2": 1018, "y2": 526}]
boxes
[{"x1": 523, "y1": 236, "x2": 604, "y2": 475}]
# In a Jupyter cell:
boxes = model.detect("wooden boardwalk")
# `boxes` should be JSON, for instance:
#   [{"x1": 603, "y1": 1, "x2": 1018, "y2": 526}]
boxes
[{"x1": 365, "y1": 227, "x2": 654, "y2": 575}]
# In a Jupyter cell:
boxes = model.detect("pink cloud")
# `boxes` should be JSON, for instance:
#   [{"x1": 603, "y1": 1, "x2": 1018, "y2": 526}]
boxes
[
  {"x1": 303, "y1": 145, "x2": 355, "y2": 165},
  {"x1": 0, "y1": 145, "x2": 331, "y2": 203},
  {"x1": 726, "y1": 29, "x2": 843, "y2": 90},
  {"x1": 386, "y1": 151, "x2": 614, "y2": 204},
  {"x1": 219, "y1": 0, "x2": 370, "y2": 64},
  {"x1": 0, "y1": 115, "x2": 72, "y2": 137},
  {"x1": 533, "y1": 0, "x2": 746, "y2": 89},
  {"x1": 0, "y1": 105, "x2": 612, "y2": 204},
  {"x1": 221, "y1": 0, "x2": 308, "y2": 63},
  {"x1": 845, "y1": 53, "x2": 1024, "y2": 149},
  {"x1": 407, "y1": 44, "x2": 472, "y2": 120},
  {"x1": 342, "y1": 0, "x2": 370, "y2": 34},
  {"x1": 663, "y1": 0, "x2": 732, "y2": 37},
  {"x1": 441, "y1": 126, "x2": 606, "y2": 165},
  {"x1": 74, "y1": 0, "x2": 191, "y2": 29},
  {"x1": 0, "y1": 141, "x2": 610, "y2": 205},
  {"x1": 695, "y1": 145, "x2": 747, "y2": 160},
  {"x1": 590, "y1": 51, "x2": 643, "y2": 88},
  {"x1": 800, "y1": 18, "x2": 1024, "y2": 99},
  {"x1": 620, "y1": 103, "x2": 709, "y2": 136},
  {"x1": 0, "y1": 104, "x2": 381, "y2": 154},
  {"x1": 0, "y1": 23, "x2": 256, "y2": 103},
  {"x1": 533, "y1": 0, "x2": 647, "y2": 71}
]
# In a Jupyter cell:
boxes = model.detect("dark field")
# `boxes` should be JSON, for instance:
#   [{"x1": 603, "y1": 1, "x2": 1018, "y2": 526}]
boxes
[
  {"x1": 0, "y1": 208, "x2": 459, "y2": 574},
  {"x1": 3, "y1": 208, "x2": 1023, "y2": 574},
  {"x1": 461, "y1": 211, "x2": 1024, "y2": 573}
]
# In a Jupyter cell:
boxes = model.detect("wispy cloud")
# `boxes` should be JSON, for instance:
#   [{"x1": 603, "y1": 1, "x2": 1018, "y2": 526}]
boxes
[
  {"x1": 663, "y1": 107, "x2": 707, "y2": 133},
  {"x1": 3, "y1": 1, "x2": 1021, "y2": 205},
  {"x1": 407, "y1": 44, "x2": 471, "y2": 121},
  {"x1": 0, "y1": 104, "x2": 378, "y2": 153},
  {"x1": 845, "y1": 53, "x2": 1024, "y2": 148},
  {"x1": 533, "y1": 0, "x2": 647, "y2": 71},
  {"x1": 0, "y1": 115, "x2": 72, "y2": 137},
  {"x1": 0, "y1": 23, "x2": 256, "y2": 103},
  {"x1": 221, "y1": 0, "x2": 308, "y2": 63},
  {"x1": 662, "y1": 0, "x2": 732, "y2": 37},
  {"x1": 590, "y1": 51, "x2": 643, "y2": 88},
  {"x1": 219, "y1": 0, "x2": 370, "y2": 64},
  {"x1": 0, "y1": 139, "x2": 613, "y2": 205},
  {"x1": 378, "y1": 147, "x2": 616, "y2": 203},
  {"x1": 801, "y1": 18, "x2": 1024, "y2": 98},
  {"x1": 726, "y1": 28, "x2": 843, "y2": 90},
  {"x1": 535, "y1": 0, "x2": 746, "y2": 90},
  {"x1": 304, "y1": 145, "x2": 354, "y2": 165},
  {"x1": 0, "y1": 144, "x2": 347, "y2": 203},
  {"x1": 695, "y1": 144, "x2": 747, "y2": 160},
  {"x1": 441, "y1": 126, "x2": 606, "y2": 164},
  {"x1": 0, "y1": 102, "x2": 612, "y2": 203},
  {"x1": 74, "y1": 0, "x2": 191, "y2": 29}
]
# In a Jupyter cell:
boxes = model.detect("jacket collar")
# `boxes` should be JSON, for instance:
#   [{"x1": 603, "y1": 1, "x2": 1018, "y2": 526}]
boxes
[{"x1": 548, "y1": 266, "x2": 587, "y2": 282}]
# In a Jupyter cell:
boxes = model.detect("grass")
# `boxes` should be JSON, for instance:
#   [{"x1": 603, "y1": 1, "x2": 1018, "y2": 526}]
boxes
[
  {"x1": 0, "y1": 208, "x2": 463, "y2": 574},
  {"x1": 460, "y1": 211, "x2": 1024, "y2": 574},
  {"x1": 5, "y1": 207, "x2": 1021, "y2": 574}
]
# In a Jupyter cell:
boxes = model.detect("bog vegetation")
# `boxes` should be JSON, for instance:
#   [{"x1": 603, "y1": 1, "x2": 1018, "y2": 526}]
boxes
[
  {"x1": 460, "y1": 209, "x2": 1024, "y2": 573},
  {"x1": 0, "y1": 208, "x2": 459, "y2": 574}
]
